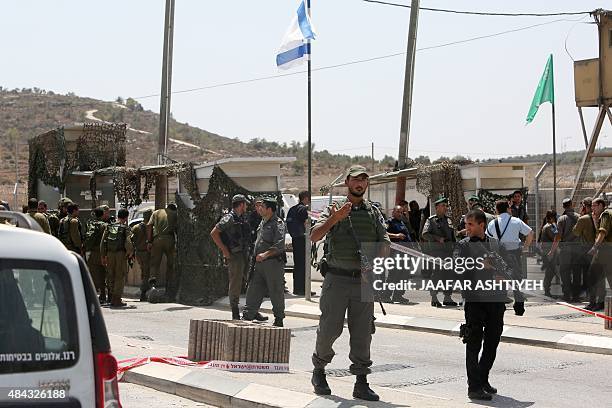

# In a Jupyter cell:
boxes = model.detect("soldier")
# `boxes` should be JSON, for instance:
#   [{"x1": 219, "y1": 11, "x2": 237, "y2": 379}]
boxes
[
  {"x1": 457, "y1": 195, "x2": 494, "y2": 240},
  {"x1": 422, "y1": 196, "x2": 458, "y2": 307},
  {"x1": 132, "y1": 209, "x2": 153, "y2": 301},
  {"x1": 101, "y1": 208, "x2": 133, "y2": 308},
  {"x1": 37, "y1": 200, "x2": 49, "y2": 217},
  {"x1": 147, "y1": 203, "x2": 178, "y2": 298},
  {"x1": 286, "y1": 191, "x2": 311, "y2": 296},
  {"x1": 58, "y1": 203, "x2": 84, "y2": 255},
  {"x1": 242, "y1": 197, "x2": 286, "y2": 326},
  {"x1": 310, "y1": 165, "x2": 389, "y2": 401},
  {"x1": 210, "y1": 195, "x2": 251, "y2": 319},
  {"x1": 548, "y1": 198, "x2": 581, "y2": 302},
  {"x1": 85, "y1": 207, "x2": 108, "y2": 303},
  {"x1": 456, "y1": 210, "x2": 507, "y2": 401},
  {"x1": 587, "y1": 197, "x2": 612, "y2": 311},
  {"x1": 48, "y1": 197, "x2": 72, "y2": 237},
  {"x1": 26, "y1": 198, "x2": 50, "y2": 234},
  {"x1": 383, "y1": 205, "x2": 413, "y2": 304}
]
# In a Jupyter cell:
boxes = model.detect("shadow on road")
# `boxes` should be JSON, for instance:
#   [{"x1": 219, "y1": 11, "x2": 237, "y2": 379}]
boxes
[{"x1": 468, "y1": 393, "x2": 534, "y2": 407}]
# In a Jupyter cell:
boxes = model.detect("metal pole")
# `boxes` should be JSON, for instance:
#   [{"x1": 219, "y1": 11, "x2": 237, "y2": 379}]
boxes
[
  {"x1": 395, "y1": 0, "x2": 420, "y2": 204},
  {"x1": 578, "y1": 107, "x2": 588, "y2": 148},
  {"x1": 368, "y1": 142, "x2": 374, "y2": 200},
  {"x1": 534, "y1": 161, "x2": 549, "y2": 241},
  {"x1": 14, "y1": 139, "x2": 18, "y2": 208},
  {"x1": 305, "y1": 0, "x2": 312, "y2": 302},
  {"x1": 552, "y1": 102, "x2": 557, "y2": 209},
  {"x1": 155, "y1": 0, "x2": 174, "y2": 209}
]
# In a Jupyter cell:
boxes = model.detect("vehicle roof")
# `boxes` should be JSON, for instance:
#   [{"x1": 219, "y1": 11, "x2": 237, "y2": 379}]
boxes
[{"x1": 0, "y1": 225, "x2": 75, "y2": 264}]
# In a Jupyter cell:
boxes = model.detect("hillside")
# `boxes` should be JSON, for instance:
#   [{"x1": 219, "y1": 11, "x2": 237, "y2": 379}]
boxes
[{"x1": 0, "y1": 88, "x2": 607, "y2": 205}]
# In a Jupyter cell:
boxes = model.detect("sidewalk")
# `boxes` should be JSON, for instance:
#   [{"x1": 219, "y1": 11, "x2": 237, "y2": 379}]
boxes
[{"x1": 206, "y1": 257, "x2": 612, "y2": 356}]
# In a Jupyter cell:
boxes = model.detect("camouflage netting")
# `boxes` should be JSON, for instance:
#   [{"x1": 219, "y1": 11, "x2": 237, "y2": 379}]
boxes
[
  {"x1": 28, "y1": 123, "x2": 127, "y2": 198},
  {"x1": 477, "y1": 187, "x2": 529, "y2": 215},
  {"x1": 416, "y1": 162, "x2": 467, "y2": 223},
  {"x1": 176, "y1": 165, "x2": 282, "y2": 306}
]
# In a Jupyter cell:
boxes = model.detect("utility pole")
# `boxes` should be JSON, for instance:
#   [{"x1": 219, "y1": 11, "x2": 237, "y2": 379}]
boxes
[
  {"x1": 155, "y1": 0, "x2": 175, "y2": 209},
  {"x1": 395, "y1": 0, "x2": 420, "y2": 204},
  {"x1": 368, "y1": 142, "x2": 374, "y2": 200}
]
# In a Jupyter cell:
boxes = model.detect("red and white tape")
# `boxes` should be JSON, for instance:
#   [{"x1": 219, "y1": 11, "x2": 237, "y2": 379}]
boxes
[{"x1": 117, "y1": 356, "x2": 289, "y2": 380}]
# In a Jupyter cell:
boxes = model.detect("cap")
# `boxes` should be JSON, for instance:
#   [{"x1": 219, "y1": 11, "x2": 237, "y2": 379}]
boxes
[
  {"x1": 261, "y1": 196, "x2": 278, "y2": 205},
  {"x1": 467, "y1": 194, "x2": 480, "y2": 202},
  {"x1": 562, "y1": 197, "x2": 572, "y2": 205},
  {"x1": 253, "y1": 196, "x2": 264, "y2": 204},
  {"x1": 232, "y1": 194, "x2": 249, "y2": 204},
  {"x1": 346, "y1": 165, "x2": 369, "y2": 178},
  {"x1": 434, "y1": 196, "x2": 448, "y2": 205}
]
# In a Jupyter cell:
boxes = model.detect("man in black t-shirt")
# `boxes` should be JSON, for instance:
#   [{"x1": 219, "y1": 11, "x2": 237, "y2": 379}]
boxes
[{"x1": 286, "y1": 191, "x2": 311, "y2": 295}]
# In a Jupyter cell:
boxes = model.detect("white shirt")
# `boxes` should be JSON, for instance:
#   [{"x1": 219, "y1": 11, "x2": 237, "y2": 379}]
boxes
[{"x1": 486, "y1": 213, "x2": 532, "y2": 251}]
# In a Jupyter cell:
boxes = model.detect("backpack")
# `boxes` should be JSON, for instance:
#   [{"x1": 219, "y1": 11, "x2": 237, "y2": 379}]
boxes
[
  {"x1": 84, "y1": 220, "x2": 105, "y2": 251},
  {"x1": 58, "y1": 216, "x2": 74, "y2": 248},
  {"x1": 104, "y1": 223, "x2": 128, "y2": 252}
]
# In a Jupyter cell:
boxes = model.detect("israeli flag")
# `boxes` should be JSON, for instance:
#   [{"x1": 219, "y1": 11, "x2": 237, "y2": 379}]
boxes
[{"x1": 276, "y1": 0, "x2": 316, "y2": 70}]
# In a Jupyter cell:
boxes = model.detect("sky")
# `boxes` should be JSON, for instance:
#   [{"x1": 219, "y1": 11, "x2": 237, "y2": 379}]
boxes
[{"x1": 1, "y1": 0, "x2": 610, "y2": 161}]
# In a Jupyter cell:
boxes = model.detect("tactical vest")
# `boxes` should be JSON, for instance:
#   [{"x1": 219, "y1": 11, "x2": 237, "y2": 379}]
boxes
[
  {"x1": 104, "y1": 223, "x2": 128, "y2": 252},
  {"x1": 58, "y1": 216, "x2": 77, "y2": 249},
  {"x1": 221, "y1": 212, "x2": 250, "y2": 253},
  {"x1": 325, "y1": 199, "x2": 382, "y2": 270},
  {"x1": 84, "y1": 220, "x2": 105, "y2": 251}
]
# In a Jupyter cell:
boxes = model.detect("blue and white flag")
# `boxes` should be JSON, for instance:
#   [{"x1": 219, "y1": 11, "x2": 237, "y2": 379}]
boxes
[{"x1": 276, "y1": 0, "x2": 316, "y2": 70}]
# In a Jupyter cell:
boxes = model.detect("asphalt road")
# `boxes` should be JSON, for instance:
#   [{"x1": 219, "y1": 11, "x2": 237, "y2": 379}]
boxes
[{"x1": 105, "y1": 303, "x2": 612, "y2": 407}]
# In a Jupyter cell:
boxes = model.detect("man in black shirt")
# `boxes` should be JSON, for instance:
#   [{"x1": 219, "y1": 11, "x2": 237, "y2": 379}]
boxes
[
  {"x1": 286, "y1": 191, "x2": 311, "y2": 295},
  {"x1": 455, "y1": 209, "x2": 507, "y2": 401},
  {"x1": 384, "y1": 206, "x2": 414, "y2": 304}
]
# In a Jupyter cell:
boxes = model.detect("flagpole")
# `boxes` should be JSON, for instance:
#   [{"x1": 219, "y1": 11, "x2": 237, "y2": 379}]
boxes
[
  {"x1": 305, "y1": 0, "x2": 313, "y2": 302},
  {"x1": 552, "y1": 101, "x2": 557, "y2": 207}
]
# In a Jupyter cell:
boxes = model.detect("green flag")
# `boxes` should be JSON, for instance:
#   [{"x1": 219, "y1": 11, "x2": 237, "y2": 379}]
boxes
[{"x1": 526, "y1": 54, "x2": 554, "y2": 124}]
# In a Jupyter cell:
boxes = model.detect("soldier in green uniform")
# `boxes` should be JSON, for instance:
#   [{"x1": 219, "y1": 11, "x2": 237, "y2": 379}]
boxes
[
  {"x1": 132, "y1": 209, "x2": 153, "y2": 301},
  {"x1": 101, "y1": 208, "x2": 133, "y2": 308},
  {"x1": 211, "y1": 195, "x2": 251, "y2": 319},
  {"x1": 48, "y1": 197, "x2": 72, "y2": 238},
  {"x1": 147, "y1": 203, "x2": 178, "y2": 298},
  {"x1": 85, "y1": 207, "x2": 108, "y2": 303},
  {"x1": 422, "y1": 197, "x2": 458, "y2": 307},
  {"x1": 310, "y1": 165, "x2": 390, "y2": 402},
  {"x1": 26, "y1": 198, "x2": 50, "y2": 234},
  {"x1": 242, "y1": 197, "x2": 286, "y2": 326},
  {"x1": 589, "y1": 197, "x2": 612, "y2": 308},
  {"x1": 58, "y1": 203, "x2": 84, "y2": 255}
]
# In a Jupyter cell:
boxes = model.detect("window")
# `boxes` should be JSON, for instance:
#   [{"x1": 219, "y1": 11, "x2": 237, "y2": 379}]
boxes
[{"x1": 0, "y1": 260, "x2": 79, "y2": 374}]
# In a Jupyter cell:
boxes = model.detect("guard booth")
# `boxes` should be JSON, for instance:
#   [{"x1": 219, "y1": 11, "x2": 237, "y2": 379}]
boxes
[{"x1": 28, "y1": 122, "x2": 127, "y2": 221}]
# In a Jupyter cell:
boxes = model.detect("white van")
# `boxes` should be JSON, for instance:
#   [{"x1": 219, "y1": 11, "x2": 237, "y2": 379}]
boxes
[{"x1": 0, "y1": 212, "x2": 122, "y2": 407}]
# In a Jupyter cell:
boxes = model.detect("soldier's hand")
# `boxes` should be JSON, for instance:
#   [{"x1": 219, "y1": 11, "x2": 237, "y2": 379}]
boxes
[
  {"x1": 331, "y1": 202, "x2": 352, "y2": 222},
  {"x1": 256, "y1": 253, "x2": 266, "y2": 263},
  {"x1": 397, "y1": 233, "x2": 406, "y2": 240},
  {"x1": 222, "y1": 249, "x2": 231, "y2": 259}
]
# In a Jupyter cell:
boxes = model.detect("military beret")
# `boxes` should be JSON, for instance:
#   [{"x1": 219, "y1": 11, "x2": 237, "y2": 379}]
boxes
[
  {"x1": 346, "y1": 165, "x2": 369, "y2": 178},
  {"x1": 467, "y1": 194, "x2": 480, "y2": 202},
  {"x1": 261, "y1": 196, "x2": 278, "y2": 205},
  {"x1": 232, "y1": 194, "x2": 249, "y2": 204},
  {"x1": 434, "y1": 196, "x2": 448, "y2": 205}
]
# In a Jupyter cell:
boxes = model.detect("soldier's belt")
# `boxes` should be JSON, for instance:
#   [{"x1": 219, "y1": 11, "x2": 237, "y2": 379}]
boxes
[{"x1": 327, "y1": 267, "x2": 361, "y2": 279}]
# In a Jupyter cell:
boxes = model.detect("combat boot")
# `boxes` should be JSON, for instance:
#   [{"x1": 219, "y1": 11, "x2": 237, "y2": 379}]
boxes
[
  {"x1": 468, "y1": 389, "x2": 492, "y2": 400},
  {"x1": 231, "y1": 306, "x2": 240, "y2": 320},
  {"x1": 273, "y1": 317, "x2": 283, "y2": 327},
  {"x1": 353, "y1": 375, "x2": 379, "y2": 401},
  {"x1": 311, "y1": 369, "x2": 331, "y2": 395}
]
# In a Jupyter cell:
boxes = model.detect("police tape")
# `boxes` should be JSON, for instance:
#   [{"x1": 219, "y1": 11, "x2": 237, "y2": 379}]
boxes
[
  {"x1": 387, "y1": 243, "x2": 612, "y2": 321},
  {"x1": 117, "y1": 356, "x2": 289, "y2": 380}
]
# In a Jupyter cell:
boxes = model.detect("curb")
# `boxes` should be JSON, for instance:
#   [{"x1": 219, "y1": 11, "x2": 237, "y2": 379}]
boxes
[
  {"x1": 123, "y1": 363, "x2": 334, "y2": 408},
  {"x1": 215, "y1": 301, "x2": 612, "y2": 356}
]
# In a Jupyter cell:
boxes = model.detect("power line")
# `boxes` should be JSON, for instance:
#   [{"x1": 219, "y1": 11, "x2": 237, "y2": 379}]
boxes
[
  {"x1": 133, "y1": 17, "x2": 580, "y2": 100},
  {"x1": 363, "y1": 0, "x2": 592, "y2": 17}
]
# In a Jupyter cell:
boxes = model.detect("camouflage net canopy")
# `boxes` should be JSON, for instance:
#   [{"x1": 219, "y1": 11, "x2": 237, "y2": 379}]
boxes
[
  {"x1": 477, "y1": 187, "x2": 529, "y2": 215},
  {"x1": 176, "y1": 166, "x2": 282, "y2": 306},
  {"x1": 416, "y1": 162, "x2": 468, "y2": 223},
  {"x1": 89, "y1": 162, "x2": 196, "y2": 208},
  {"x1": 28, "y1": 123, "x2": 127, "y2": 197}
]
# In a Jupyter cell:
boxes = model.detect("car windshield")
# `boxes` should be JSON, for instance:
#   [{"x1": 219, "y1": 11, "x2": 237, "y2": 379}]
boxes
[{"x1": 0, "y1": 259, "x2": 79, "y2": 374}]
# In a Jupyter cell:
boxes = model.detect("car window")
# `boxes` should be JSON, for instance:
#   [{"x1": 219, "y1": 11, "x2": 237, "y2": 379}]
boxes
[{"x1": 0, "y1": 259, "x2": 79, "y2": 374}]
